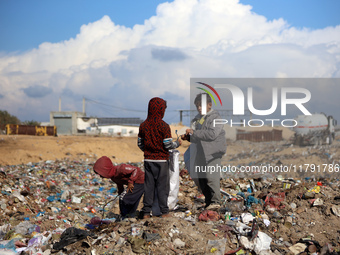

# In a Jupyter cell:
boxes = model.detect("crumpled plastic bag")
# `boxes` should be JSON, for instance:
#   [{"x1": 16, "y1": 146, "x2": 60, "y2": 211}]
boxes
[
  {"x1": 142, "y1": 232, "x2": 161, "y2": 242},
  {"x1": 206, "y1": 239, "x2": 227, "y2": 255},
  {"x1": 168, "y1": 149, "x2": 180, "y2": 210},
  {"x1": 128, "y1": 236, "x2": 147, "y2": 254},
  {"x1": 52, "y1": 227, "x2": 96, "y2": 250},
  {"x1": 14, "y1": 221, "x2": 39, "y2": 236},
  {"x1": 239, "y1": 231, "x2": 272, "y2": 255},
  {"x1": 198, "y1": 210, "x2": 220, "y2": 221},
  {"x1": 288, "y1": 243, "x2": 307, "y2": 255},
  {"x1": 235, "y1": 221, "x2": 251, "y2": 235},
  {"x1": 241, "y1": 212, "x2": 255, "y2": 224},
  {"x1": 264, "y1": 192, "x2": 285, "y2": 210}
]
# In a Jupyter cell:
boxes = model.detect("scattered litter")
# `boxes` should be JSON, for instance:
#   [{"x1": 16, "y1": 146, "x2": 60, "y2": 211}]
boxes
[{"x1": 1, "y1": 136, "x2": 340, "y2": 254}]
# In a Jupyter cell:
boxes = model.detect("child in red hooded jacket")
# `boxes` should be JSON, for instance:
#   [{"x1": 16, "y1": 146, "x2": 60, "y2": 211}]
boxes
[
  {"x1": 93, "y1": 156, "x2": 144, "y2": 218},
  {"x1": 138, "y1": 97, "x2": 181, "y2": 219}
]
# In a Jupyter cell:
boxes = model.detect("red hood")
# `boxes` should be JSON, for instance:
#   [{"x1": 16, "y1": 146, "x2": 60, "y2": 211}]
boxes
[
  {"x1": 147, "y1": 97, "x2": 166, "y2": 121},
  {"x1": 93, "y1": 156, "x2": 117, "y2": 178}
]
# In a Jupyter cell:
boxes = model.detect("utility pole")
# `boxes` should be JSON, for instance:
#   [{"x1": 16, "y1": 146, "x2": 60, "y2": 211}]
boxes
[
  {"x1": 179, "y1": 110, "x2": 183, "y2": 125},
  {"x1": 83, "y1": 97, "x2": 86, "y2": 115}
]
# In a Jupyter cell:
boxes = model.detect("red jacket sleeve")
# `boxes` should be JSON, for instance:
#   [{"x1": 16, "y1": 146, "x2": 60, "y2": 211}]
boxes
[{"x1": 117, "y1": 164, "x2": 138, "y2": 184}]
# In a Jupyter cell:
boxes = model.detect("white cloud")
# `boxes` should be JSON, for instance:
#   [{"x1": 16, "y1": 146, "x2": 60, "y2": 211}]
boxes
[{"x1": 0, "y1": 0, "x2": 339, "y2": 123}]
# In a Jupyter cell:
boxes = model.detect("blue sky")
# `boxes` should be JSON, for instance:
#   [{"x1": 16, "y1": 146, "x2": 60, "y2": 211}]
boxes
[
  {"x1": 1, "y1": 0, "x2": 339, "y2": 53},
  {"x1": 0, "y1": 0, "x2": 170, "y2": 52},
  {"x1": 0, "y1": 0, "x2": 339, "y2": 124},
  {"x1": 239, "y1": 0, "x2": 340, "y2": 29}
]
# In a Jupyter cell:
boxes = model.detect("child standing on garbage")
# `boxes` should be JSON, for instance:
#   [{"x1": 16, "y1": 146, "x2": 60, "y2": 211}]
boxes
[
  {"x1": 93, "y1": 156, "x2": 144, "y2": 218},
  {"x1": 181, "y1": 93, "x2": 227, "y2": 210},
  {"x1": 138, "y1": 97, "x2": 181, "y2": 219}
]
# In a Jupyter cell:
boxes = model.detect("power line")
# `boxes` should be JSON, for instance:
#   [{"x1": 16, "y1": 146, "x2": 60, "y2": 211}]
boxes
[
  {"x1": 85, "y1": 97, "x2": 180, "y2": 114},
  {"x1": 85, "y1": 97, "x2": 146, "y2": 113}
]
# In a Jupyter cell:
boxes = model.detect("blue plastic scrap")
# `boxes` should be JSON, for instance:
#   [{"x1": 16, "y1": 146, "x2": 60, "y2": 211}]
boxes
[
  {"x1": 245, "y1": 195, "x2": 261, "y2": 207},
  {"x1": 108, "y1": 187, "x2": 117, "y2": 193}
]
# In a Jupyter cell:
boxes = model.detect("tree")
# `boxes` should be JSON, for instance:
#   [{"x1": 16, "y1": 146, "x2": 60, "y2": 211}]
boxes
[
  {"x1": 22, "y1": 120, "x2": 41, "y2": 126},
  {"x1": 0, "y1": 110, "x2": 21, "y2": 126}
]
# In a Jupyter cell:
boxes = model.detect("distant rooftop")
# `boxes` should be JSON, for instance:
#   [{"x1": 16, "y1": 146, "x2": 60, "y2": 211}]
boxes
[{"x1": 96, "y1": 117, "x2": 143, "y2": 127}]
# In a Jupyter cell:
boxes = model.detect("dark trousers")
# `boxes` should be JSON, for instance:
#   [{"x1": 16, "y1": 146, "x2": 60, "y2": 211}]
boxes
[
  {"x1": 119, "y1": 183, "x2": 144, "y2": 217},
  {"x1": 142, "y1": 161, "x2": 169, "y2": 215}
]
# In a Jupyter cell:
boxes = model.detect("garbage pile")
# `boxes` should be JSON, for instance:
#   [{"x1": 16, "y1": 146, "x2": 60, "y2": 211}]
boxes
[{"x1": 0, "y1": 140, "x2": 340, "y2": 254}]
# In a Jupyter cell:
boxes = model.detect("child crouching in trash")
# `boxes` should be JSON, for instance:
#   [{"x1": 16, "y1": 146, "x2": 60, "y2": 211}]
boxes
[{"x1": 93, "y1": 156, "x2": 144, "y2": 218}]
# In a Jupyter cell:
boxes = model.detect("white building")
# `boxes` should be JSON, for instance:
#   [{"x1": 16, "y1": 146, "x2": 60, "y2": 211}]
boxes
[
  {"x1": 49, "y1": 111, "x2": 143, "y2": 136},
  {"x1": 83, "y1": 117, "x2": 143, "y2": 137}
]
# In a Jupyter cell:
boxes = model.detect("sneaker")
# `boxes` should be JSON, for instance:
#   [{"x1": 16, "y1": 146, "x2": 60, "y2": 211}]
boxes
[{"x1": 206, "y1": 203, "x2": 221, "y2": 211}]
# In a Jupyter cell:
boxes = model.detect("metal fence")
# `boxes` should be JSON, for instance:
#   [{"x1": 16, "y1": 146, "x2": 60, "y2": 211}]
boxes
[
  {"x1": 6, "y1": 124, "x2": 57, "y2": 136},
  {"x1": 236, "y1": 129, "x2": 282, "y2": 142}
]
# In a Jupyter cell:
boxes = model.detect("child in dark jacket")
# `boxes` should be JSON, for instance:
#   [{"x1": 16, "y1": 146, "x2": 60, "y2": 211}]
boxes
[
  {"x1": 93, "y1": 156, "x2": 144, "y2": 217},
  {"x1": 138, "y1": 97, "x2": 181, "y2": 218}
]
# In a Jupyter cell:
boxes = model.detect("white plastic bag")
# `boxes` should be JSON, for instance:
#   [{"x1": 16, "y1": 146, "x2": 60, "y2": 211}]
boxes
[
  {"x1": 168, "y1": 149, "x2": 180, "y2": 210},
  {"x1": 152, "y1": 149, "x2": 180, "y2": 214},
  {"x1": 239, "y1": 231, "x2": 272, "y2": 255}
]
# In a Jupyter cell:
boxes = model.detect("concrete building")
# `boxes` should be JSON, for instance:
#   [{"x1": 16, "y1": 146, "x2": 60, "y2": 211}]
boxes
[{"x1": 50, "y1": 111, "x2": 86, "y2": 135}]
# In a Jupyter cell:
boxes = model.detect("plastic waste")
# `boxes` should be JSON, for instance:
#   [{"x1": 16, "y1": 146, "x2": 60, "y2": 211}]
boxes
[
  {"x1": 71, "y1": 196, "x2": 82, "y2": 203},
  {"x1": 239, "y1": 232, "x2": 272, "y2": 255},
  {"x1": 142, "y1": 232, "x2": 160, "y2": 241},
  {"x1": 0, "y1": 224, "x2": 11, "y2": 239},
  {"x1": 0, "y1": 239, "x2": 18, "y2": 251},
  {"x1": 53, "y1": 227, "x2": 96, "y2": 250},
  {"x1": 235, "y1": 221, "x2": 251, "y2": 235},
  {"x1": 198, "y1": 210, "x2": 220, "y2": 221},
  {"x1": 131, "y1": 224, "x2": 143, "y2": 236},
  {"x1": 27, "y1": 235, "x2": 43, "y2": 247},
  {"x1": 14, "y1": 221, "x2": 39, "y2": 236},
  {"x1": 245, "y1": 195, "x2": 260, "y2": 207},
  {"x1": 61, "y1": 190, "x2": 70, "y2": 200},
  {"x1": 0, "y1": 250, "x2": 16, "y2": 255},
  {"x1": 11, "y1": 191, "x2": 26, "y2": 202},
  {"x1": 288, "y1": 243, "x2": 307, "y2": 255},
  {"x1": 225, "y1": 199, "x2": 244, "y2": 213},
  {"x1": 241, "y1": 212, "x2": 254, "y2": 224},
  {"x1": 264, "y1": 192, "x2": 285, "y2": 210},
  {"x1": 206, "y1": 239, "x2": 227, "y2": 255},
  {"x1": 331, "y1": 205, "x2": 340, "y2": 217},
  {"x1": 168, "y1": 150, "x2": 180, "y2": 210},
  {"x1": 90, "y1": 216, "x2": 111, "y2": 226},
  {"x1": 128, "y1": 236, "x2": 147, "y2": 253},
  {"x1": 263, "y1": 219, "x2": 271, "y2": 227}
]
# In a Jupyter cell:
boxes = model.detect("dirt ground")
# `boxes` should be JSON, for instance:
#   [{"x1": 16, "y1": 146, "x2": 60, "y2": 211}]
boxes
[
  {"x1": 0, "y1": 134, "x2": 146, "y2": 166},
  {"x1": 0, "y1": 125, "x2": 191, "y2": 166}
]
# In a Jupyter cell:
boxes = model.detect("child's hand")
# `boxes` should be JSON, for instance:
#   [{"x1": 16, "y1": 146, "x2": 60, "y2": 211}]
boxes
[
  {"x1": 186, "y1": 129, "x2": 193, "y2": 135},
  {"x1": 127, "y1": 183, "x2": 134, "y2": 193},
  {"x1": 181, "y1": 134, "x2": 188, "y2": 141}
]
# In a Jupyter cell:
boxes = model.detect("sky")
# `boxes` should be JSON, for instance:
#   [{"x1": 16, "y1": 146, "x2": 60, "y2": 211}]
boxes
[{"x1": 0, "y1": 0, "x2": 340, "y2": 125}]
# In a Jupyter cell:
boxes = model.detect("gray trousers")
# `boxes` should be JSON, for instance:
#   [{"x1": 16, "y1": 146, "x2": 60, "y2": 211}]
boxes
[{"x1": 196, "y1": 151, "x2": 221, "y2": 206}]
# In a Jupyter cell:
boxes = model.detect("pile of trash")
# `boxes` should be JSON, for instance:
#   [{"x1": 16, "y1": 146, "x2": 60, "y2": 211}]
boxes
[{"x1": 0, "y1": 141, "x2": 340, "y2": 254}]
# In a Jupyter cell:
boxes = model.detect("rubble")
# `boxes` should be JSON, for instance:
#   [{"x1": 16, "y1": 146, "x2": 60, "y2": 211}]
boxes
[{"x1": 0, "y1": 137, "x2": 339, "y2": 254}]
